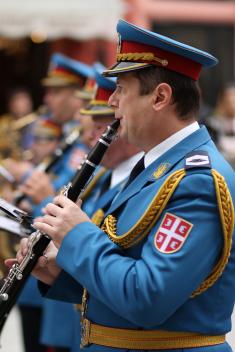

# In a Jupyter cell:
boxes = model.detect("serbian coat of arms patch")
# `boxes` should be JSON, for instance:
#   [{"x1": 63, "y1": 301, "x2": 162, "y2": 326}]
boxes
[{"x1": 154, "y1": 212, "x2": 193, "y2": 254}]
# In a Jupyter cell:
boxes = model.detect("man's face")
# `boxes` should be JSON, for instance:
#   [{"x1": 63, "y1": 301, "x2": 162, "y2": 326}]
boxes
[
  {"x1": 79, "y1": 114, "x2": 95, "y2": 149},
  {"x1": 91, "y1": 116, "x2": 114, "y2": 148},
  {"x1": 44, "y1": 87, "x2": 81, "y2": 123},
  {"x1": 31, "y1": 137, "x2": 59, "y2": 164},
  {"x1": 8, "y1": 92, "x2": 32, "y2": 118},
  {"x1": 108, "y1": 73, "x2": 153, "y2": 147}
]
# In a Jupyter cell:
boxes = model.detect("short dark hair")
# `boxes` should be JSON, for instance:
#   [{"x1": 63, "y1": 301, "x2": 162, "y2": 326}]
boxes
[{"x1": 132, "y1": 66, "x2": 201, "y2": 120}]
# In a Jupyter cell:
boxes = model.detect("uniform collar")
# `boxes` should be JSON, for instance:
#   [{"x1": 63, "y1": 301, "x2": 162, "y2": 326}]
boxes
[
  {"x1": 144, "y1": 122, "x2": 200, "y2": 168},
  {"x1": 110, "y1": 152, "x2": 144, "y2": 188},
  {"x1": 108, "y1": 125, "x2": 211, "y2": 214}
]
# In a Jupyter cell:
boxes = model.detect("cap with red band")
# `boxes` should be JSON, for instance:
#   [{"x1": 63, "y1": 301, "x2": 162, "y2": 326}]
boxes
[
  {"x1": 80, "y1": 63, "x2": 116, "y2": 116},
  {"x1": 75, "y1": 77, "x2": 96, "y2": 101},
  {"x1": 32, "y1": 119, "x2": 62, "y2": 140},
  {"x1": 103, "y1": 20, "x2": 218, "y2": 80},
  {"x1": 41, "y1": 53, "x2": 93, "y2": 88}
]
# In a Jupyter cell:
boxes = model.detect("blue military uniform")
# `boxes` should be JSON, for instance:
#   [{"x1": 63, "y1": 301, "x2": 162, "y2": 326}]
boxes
[
  {"x1": 39, "y1": 167, "x2": 110, "y2": 349},
  {"x1": 18, "y1": 53, "x2": 93, "y2": 351},
  {"x1": 41, "y1": 22, "x2": 235, "y2": 351},
  {"x1": 40, "y1": 52, "x2": 94, "y2": 191},
  {"x1": 46, "y1": 126, "x2": 235, "y2": 352},
  {"x1": 39, "y1": 61, "x2": 116, "y2": 350}
]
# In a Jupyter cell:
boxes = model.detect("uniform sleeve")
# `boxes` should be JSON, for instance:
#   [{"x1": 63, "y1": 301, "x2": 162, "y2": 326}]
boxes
[
  {"x1": 31, "y1": 195, "x2": 54, "y2": 218},
  {"x1": 39, "y1": 270, "x2": 84, "y2": 303},
  {"x1": 52, "y1": 143, "x2": 87, "y2": 191},
  {"x1": 56, "y1": 172, "x2": 224, "y2": 327},
  {"x1": 52, "y1": 168, "x2": 75, "y2": 192}
]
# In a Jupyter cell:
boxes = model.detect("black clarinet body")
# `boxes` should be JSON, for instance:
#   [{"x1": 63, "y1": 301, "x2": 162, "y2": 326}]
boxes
[
  {"x1": 14, "y1": 126, "x2": 81, "y2": 206},
  {"x1": 0, "y1": 120, "x2": 119, "y2": 332}
]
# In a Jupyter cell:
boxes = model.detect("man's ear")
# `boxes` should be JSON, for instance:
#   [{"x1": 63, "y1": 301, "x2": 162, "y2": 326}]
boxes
[{"x1": 152, "y1": 83, "x2": 172, "y2": 112}]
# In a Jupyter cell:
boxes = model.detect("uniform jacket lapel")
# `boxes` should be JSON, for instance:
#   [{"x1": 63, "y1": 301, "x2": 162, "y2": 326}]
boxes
[{"x1": 108, "y1": 126, "x2": 212, "y2": 214}]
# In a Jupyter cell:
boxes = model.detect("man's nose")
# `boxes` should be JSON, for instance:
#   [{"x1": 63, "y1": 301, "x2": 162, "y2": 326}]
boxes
[{"x1": 108, "y1": 90, "x2": 118, "y2": 108}]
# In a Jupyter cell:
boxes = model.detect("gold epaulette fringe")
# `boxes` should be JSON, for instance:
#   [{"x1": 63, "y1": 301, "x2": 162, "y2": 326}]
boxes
[
  {"x1": 191, "y1": 169, "x2": 234, "y2": 297},
  {"x1": 102, "y1": 169, "x2": 186, "y2": 248}
]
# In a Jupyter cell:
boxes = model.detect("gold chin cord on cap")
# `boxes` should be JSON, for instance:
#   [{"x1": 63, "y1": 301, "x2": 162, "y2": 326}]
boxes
[{"x1": 117, "y1": 52, "x2": 168, "y2": 67}]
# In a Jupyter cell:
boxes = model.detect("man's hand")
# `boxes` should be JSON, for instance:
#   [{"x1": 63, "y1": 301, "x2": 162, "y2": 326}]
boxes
[
  {"x1": 2, "y1": 158, "x2": 33, "y2": 183},
  {"x1": 5, "y1": 239, "x2": 61, "y2": 286},
  {"x1": 19, "y1": 170, "x2": 55, "y2": 204},
  {"x1": 33, "y1": 195, "x2": 91, "y2": 248}
]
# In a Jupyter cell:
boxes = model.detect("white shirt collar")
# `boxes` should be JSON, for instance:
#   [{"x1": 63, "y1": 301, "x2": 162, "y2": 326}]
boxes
[
  {"x1": 145, "y1": 122, "x2": 200, "y2": 168},
  {"x1": 110, "y1": 152, "x2": 144, "y2": 188}
]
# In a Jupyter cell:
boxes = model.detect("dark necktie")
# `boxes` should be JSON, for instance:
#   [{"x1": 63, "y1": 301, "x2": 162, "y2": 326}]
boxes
[
  {"x1": 99, "y1": 173, "x2": 112, "y2": 196},
  {"x1": 124, "y1": 156, "x2": 145, "y2": 189}
]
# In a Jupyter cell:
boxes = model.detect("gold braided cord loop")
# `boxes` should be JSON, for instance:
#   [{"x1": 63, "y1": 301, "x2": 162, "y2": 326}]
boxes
[
  {"x1": 117, "y1": 52, "x2": 168, "y2": 67},
  {"x1": 102, "y1": 169, "x2": 186, "y2": 248},
  {"x1": 91, "y1": 208, "x2": 105, "y2": 227},
  {"x1": 191, "y1": 169, "x2": 234, "y2": 297},
  {"x1": 81, "y1": 168, "x2": 107, "y2": 201}
]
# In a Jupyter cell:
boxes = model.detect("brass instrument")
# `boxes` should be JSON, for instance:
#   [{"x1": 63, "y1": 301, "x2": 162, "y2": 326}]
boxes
[{"x1": 11, "y1": 106, "x2": 47, "y2": 130}]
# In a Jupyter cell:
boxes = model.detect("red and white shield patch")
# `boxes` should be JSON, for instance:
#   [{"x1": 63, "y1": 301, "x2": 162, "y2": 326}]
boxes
[{"x1": 154, "y1": 213, "x2": 193, "y2": 254}]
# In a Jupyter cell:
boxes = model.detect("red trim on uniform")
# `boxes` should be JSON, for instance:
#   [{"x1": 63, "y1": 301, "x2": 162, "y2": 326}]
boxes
[
  {"x1": 95, "y1": 87, "x2": 113, "y2": 101},
  {"x1": 54, "y1": 67, "x2": 78, "y2": 77},
  {"x1": 40, "y1": 120, "x2": 62, "y2": 135},
  {"x1": 120, "y1": 41, "x2": 202, "y2": 80},
  {"x1": 86, "y1": 77, "x2": 96, "y2": 89},
  {"x1": 51, "y1": 67, "x2": 86, "y2": 85}
]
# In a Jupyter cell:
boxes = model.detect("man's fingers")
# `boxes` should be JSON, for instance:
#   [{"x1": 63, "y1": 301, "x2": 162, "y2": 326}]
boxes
[
  {"x1": 21, "y1": 238, "x2": 30, "y2": 256},
  {"x1": 37, "y1": 255, "x2": 49, "y2": 268},
  {"x1": 5, "y1": 258, "x2": 18, "y2": 268},
  {"x1": 53, "y1": 195, "x2": 72, "y2": 207},
  {"x1": 44, "y1": 203, "x2": 62, "y2": 217},
  {"x1": 76, "y1": 199, "x2": 82, "y2": 207},
  {"x1": 34, "y1": 221, "x2": 54, "y2": 236},
  {"x1": 15, "y1": 237, "x2": 30, "y2": 263}
]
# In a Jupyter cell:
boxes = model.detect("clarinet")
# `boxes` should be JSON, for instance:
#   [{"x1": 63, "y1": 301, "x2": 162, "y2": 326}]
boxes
[
  {"x1": 14, "y1": 126, "x2": 82, "y2": 205},
  {"x1": 0, "y1": 119, "x2": 119, "y2": 332}
]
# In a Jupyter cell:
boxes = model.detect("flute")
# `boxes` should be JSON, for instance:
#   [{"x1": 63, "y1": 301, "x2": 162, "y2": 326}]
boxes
[{"x1": 0, "y1": 119, "x2": 119, "y2": 333}]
